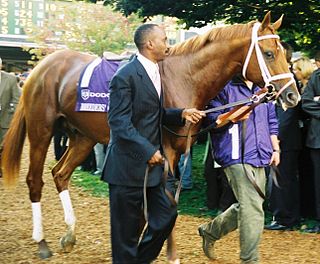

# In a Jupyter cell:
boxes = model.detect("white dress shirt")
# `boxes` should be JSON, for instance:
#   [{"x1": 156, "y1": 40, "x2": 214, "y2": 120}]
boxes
[{"x1": 137, "y1": 53, "x2": 161, "y2": 97}]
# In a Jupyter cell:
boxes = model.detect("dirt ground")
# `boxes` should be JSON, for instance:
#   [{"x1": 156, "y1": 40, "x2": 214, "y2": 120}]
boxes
[{"x1": 1, "y1": 143, "x2": 320, "y2": 264}]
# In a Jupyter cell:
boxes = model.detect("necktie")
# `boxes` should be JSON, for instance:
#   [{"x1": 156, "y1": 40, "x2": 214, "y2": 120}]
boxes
[{"x1": 154, "y1": 67, "x2": 161, "y2": 97}]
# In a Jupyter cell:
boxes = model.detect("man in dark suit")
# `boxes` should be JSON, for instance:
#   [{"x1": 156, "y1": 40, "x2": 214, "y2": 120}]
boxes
[
  {"x1": 301, "y1": 51, "x2": 320, "y2": 233},
  {"x1": 101, "y1": 23, "x2": 205, "y2": 263},
  {"x1": 265, "y1": 42, "x2": 302, "y2": 230},
  {"x1": 0, "y1": 57, "x2": 21, "y2": 177}
]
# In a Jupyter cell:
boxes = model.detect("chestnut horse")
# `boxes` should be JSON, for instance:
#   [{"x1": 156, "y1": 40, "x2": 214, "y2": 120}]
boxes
[{"x1": 2, "y1": 12, "x2": 299, "y2": 262}]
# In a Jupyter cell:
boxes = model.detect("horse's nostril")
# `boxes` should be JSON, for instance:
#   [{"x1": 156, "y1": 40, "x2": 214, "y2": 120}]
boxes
[
  {"x1": 287, "y1": 92, "x2": 295, "y2": 101},
  {"x1": 286, "y1": 92, "x2": 300, "y2": 106}
]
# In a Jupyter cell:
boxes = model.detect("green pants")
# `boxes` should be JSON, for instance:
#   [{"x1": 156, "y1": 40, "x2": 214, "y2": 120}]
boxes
[{"x1": 202, "y1": 164, "x2": 266, "y2": 263}]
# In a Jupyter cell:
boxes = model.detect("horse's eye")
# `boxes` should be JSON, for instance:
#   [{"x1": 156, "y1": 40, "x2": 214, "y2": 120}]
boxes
[{"x1": 264, "y1": 51, "x2": 274, "y2": 60}]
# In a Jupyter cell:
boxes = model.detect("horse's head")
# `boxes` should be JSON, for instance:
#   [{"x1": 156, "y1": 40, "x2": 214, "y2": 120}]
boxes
[{"x1": 243, "y1": 12, "x2": 300, "y2": 109}]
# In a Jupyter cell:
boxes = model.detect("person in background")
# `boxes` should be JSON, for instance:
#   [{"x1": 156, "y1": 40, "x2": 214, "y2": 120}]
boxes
[
  {"x1": 93, "y1": 143, "x2": 107, "y2": 175},
  {"x1": 292, "y1": 56, "x2": 317, "y2": 219},
  {"x1": 293, "y1": 57, "x2": 316, "y2": 93},
  {"x1": 53, "y1": 130, "x2": 68, "y2": 161},
  {"x1": 101, "y1": 23, "x2": 205, "y2": 263},
  {"x1": 17, "y1": 68, "x2": 32, "y2": 88},
  {"x1": 203, "y1": 133, "x2": 236, "y2": 213},
  {"x1": 301, "y1": 51, "x2": 320, "y2": 233},
  {"x1": 177, "y1": 151, "x2": 193, "y2": 190},
  {"x1": 265, "y1": 42, "x2": 302, "y2": 230},
  {"x1": 0, "y1": 57, "x2": 22, "y2": 177},
  {"x1": 198, "y1": 75, "x2": 279, "y2": 263}
]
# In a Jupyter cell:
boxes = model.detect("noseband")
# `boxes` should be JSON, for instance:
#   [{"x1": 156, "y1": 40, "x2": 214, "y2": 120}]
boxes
[{"x1": 242, "y1": 22, "x2": 295, "y2": 99}]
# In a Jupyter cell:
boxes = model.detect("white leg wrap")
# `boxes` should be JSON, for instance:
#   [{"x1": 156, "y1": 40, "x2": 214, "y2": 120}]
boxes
[
  {"x1": 59, "y1": 190, "x2": 76, "y2": 227},
  {"x1": 32, "y1": 202, "x2": 44, "y2": 242}
]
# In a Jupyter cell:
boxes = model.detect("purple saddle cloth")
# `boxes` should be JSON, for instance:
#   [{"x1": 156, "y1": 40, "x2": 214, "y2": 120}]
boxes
[{"x1": 75, "y1": 58, "x2": 122, "y2": 112}]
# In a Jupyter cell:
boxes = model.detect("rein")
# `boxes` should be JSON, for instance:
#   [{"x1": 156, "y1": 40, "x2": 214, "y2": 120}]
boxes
[
  {"x1": 163, "y1": 88, "x2": 271, "y2": 138},
  {"x1": 162, "y1": 87, "x2": 275, "y2": 204},
  {"x1": 174, "y1": 123, "x2": 193, "y2": 204},
  {"x1": 241, "y1": 120, "x2": 281, "y2": 200}
]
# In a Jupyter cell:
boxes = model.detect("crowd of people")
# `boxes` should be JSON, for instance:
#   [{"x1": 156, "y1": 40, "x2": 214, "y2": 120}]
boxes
[{"x1": 1, "y1": 22, "x2": 320, "y2": 264}]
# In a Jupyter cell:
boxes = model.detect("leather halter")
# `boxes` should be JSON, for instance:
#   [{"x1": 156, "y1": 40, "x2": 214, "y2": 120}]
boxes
[{"x1": 242, "y1": 22, "x2": 295, "y2": 98}]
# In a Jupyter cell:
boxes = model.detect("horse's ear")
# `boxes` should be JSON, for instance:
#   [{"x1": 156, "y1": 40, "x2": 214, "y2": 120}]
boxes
[
  {"x1": 260, "y1": 11, "x2": 271, "y2": 31},
  {"x1": 272, "y1": 14, "x2": 283, "y2": 31}
]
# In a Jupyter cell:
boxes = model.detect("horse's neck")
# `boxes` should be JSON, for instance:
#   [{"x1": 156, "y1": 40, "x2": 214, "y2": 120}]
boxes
[
  {"x1": 162, "y1": 39, "x2": 249, "y2": 110},
  {"x1": 161, "y1": 38, "x2": 250, "y2": 158}
]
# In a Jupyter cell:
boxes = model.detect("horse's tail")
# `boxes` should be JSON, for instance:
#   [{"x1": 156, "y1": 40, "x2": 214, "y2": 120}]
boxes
[{"x1": 2, "y1": 95, "x2": 26, "y2": 188}]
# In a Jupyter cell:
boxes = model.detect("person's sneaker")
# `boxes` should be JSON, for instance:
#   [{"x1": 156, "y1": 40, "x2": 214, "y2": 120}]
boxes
[
  {"x1": 198, "y1": 225, "x2": 216, "y2": 260},
  {"x1": 303, "y1": 224, "x2": 320, "y2": 233},
  {"x1": 93, "y1": 169, "x2": 102, "y2": 176},
  {"x1": 264, "y1": 221, "x2": 293, "y2": 231}
]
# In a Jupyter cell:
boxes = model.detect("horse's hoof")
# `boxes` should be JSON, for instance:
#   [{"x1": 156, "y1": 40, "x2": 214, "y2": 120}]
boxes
[
  {"x1": 39, "y1": 250, "x2": 53, "y2": 259},
  {"x1": 38, "y1": 239, "x2": 53, "y2": 259},
  {"x1": 60, "y1": 234, "x2": 76, "y2": 253},
  {"x1": 168, "y1": 259, "x2": 180, "y2": 264}
]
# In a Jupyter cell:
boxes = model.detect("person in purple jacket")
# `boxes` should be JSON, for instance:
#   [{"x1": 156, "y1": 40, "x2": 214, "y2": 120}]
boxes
[{"x1": 198, "y1": 75, "x2": 280, "y2": 264}]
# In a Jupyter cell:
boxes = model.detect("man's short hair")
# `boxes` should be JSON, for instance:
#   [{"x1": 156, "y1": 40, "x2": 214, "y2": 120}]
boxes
[{"x1": 134, "y1": 23, "x2": 158, "y2": 51}]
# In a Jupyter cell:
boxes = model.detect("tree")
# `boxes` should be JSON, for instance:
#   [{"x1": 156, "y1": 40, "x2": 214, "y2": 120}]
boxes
[
  {"x1": 104, "y1": 0, "x2": 320, "y2": 55},
  {"x1": 25, "y1": 1, "x2": 140, "y2": 63}
]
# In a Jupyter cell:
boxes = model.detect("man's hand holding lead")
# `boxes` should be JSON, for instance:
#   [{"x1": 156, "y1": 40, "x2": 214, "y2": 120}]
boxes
[{"x1": 182, "y1": 108, "x2": 206, "y2": 124}]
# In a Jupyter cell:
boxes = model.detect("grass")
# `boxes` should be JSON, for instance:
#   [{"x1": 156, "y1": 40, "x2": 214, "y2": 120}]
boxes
[
  {"x1": 71, "y1": 143, "x2": 216, "y2": 218},
  {"x1": 70, "y1": 143, "x2": 319, "y2": 228},
  {"x1": 72, "y1": 169, "x2": 109, "y2": 197}
]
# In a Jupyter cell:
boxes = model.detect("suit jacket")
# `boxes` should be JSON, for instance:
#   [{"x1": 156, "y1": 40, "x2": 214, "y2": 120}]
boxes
[
  {"x1": 0, "y1": 71, "x2": 21, "y2": 131},
  {"x1": 276, "y1": 105, "x2": 302, "y2": 151},
  {"x1": 101, "y1": 57, "x2": 184, "y2": 187},
  {"x1": 302, "y1": 68, "x2": 320, "y2": 149}
]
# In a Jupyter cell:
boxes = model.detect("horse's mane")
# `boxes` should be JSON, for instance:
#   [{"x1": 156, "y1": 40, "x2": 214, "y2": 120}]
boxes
[{"x1": 169, "y1": 21, "x2": 255, "y2": 56}]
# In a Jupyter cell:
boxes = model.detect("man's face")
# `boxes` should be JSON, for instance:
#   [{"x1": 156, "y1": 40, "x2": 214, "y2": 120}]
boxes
[{"x1": 149, "y1": 26, "x2": 169, "y2": 62}]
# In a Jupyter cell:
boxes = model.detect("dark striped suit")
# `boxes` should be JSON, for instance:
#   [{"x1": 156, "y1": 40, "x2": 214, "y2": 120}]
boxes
[{"x1": 102, "y1": 56, "x2": 182, "y2": 263}]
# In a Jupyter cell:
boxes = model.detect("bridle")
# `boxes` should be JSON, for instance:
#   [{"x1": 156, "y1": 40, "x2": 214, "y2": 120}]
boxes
[{"x1": 242, "y1": 22, "x2": 295, "y2": 99}]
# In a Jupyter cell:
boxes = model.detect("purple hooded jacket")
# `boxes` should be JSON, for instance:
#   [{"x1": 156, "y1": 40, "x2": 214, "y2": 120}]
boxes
[{"x1": 206, "y1": 77, "x2": 278, "y2": 168}]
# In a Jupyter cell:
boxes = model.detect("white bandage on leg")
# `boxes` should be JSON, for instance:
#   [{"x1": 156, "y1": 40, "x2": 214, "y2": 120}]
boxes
[
  {"x1": 32, "y1": 202, "x2": 43, "y2": 242},
  {"x1": 59, "y1": 190, "x2": 76, "y2": 227}
]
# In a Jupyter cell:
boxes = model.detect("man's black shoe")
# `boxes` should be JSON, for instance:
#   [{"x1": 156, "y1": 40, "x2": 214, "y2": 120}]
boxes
[
  {"x1": 303, "y1": 224, "x2": 320, "y2": 234},
  {"x1": 265, "y1": 221, "x2": 292, "y2": 231}
]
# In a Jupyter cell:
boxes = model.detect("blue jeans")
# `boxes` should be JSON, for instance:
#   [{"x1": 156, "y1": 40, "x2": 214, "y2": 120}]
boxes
[{"x1": 178, "y1": 153, "x2": 193, "y2": 189}]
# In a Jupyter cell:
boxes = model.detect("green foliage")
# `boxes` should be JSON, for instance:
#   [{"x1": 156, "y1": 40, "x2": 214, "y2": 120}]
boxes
[
  {"x1": 178, "y1": 143, "x2": 218, "y2": 218},
  {"x1": 104, "y1": 0, "x2": 320, "y2": 55},
  {"x1": 72, "y1": 168, "x2": 109, "y2": 197},
  {"x1": 69, "y1": 143, "x2": 219, "y2": 218},
  {"x1": 25, "y1": 1, "x2": 140, "y2": 61}
]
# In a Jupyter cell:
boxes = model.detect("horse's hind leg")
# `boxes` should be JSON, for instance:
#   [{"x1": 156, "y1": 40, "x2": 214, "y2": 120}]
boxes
[
  {"x1": 27, "y1": 134, "x2": 53, "y2": 259},
  {"x1": 52, "y1": 134, "x2": 95, "y2": 253}
]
